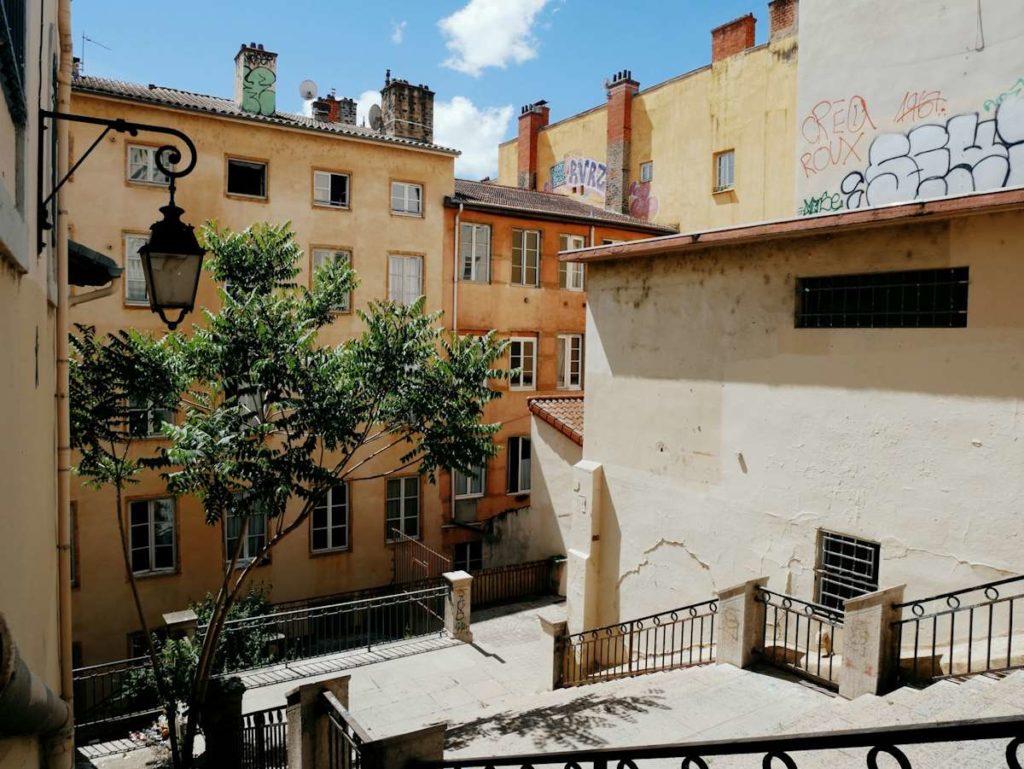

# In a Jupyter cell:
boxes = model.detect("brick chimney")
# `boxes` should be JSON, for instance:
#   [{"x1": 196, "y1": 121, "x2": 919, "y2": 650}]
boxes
[
  {"x1": 517, "y1": 101, "x2": 549, "y2": 190},
  {"x1": 234, "y1": 42, "x2": 278, "y2": 116},
  {"x1": 605, "y1": 70, "x2": 639, "y2": 214},
  {"x1": 381, "y1": 70, "x2": 435, "y2": 143},
  {"x1": 768, "y1": 0, "x2": 798, "y2": 41},
  {"x1": 312, "y1": 89, "x2": 357, "y2": 125},
  {"x1": 711, "y1": 14, "x2": 756, "y2": 63}
]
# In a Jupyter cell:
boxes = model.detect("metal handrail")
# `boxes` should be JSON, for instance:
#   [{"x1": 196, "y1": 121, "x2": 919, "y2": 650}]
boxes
[
  {"x1": 894, "y1": 574, "x2": 1024, "y2": 615},
  {"x1": 418, "y1": 715, "x2": 1024, "y2": 769},
  {"x1": 756, "y1": 588, "x2": 844, "y2": 624},
  {"x1": 568, "y1": 598, "x2": 719, "y2": 642}
]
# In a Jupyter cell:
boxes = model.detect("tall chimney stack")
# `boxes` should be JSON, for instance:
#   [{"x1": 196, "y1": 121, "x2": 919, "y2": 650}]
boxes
[
  {"x1": 234, "y1": 42, "x2": 278, "y2": 116},
  {"x1": 517, "y1": 101, "x2": 549, "y2": 190},
  {"x1": 711, "y1": 14, "x2": 756, "y2": 63},
  {"x1": 605, "y1": 70, "x2": 639, "y2": 214},
  {"x1": 768, "y1": 0, "x2": 798, "y2": 41},
  {"x1": 312, "y1": 90, "x2": 357, "y2": 125},
  {"x1": 381, "y1": 72, "x2": 435, "y2": 143}
]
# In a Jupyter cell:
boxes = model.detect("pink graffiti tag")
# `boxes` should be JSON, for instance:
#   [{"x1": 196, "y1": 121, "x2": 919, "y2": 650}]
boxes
[
  {"x1": 800, "y1": 96, "x2": 877, "y2": 178},
  {"x1": 628, "y1": 181, "x2": 658, "y2": 221}
]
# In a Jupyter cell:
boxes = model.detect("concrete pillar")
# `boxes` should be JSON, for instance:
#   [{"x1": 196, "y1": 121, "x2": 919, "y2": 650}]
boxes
[
  {"x1": 538, "y1": 612, "x2": 568, "y2": 690},
  {"x1": 840, "y1": 584, "x2": 906, "y2": 700},
  {"x1": 286, "y1": 674, "x2": 350, "y2": 769},
  {"x1": 443, "y1": 571, "x2": 473, "y2": 643},
  {"x1": 715, "y1": 577, "x2": 769, "y2": 669},
  {"x1": 363, "y1": 723, "x2": 446, "y2": 769},
  {"x1": 162, "y1": 608, "x2": 198, "y2": 639},
  {"x1": 201, "y1": 677, "x2": 245, "y2": 769},
  {"x1": 567, "y1": 460, "x2": 604, "y2": 636}
]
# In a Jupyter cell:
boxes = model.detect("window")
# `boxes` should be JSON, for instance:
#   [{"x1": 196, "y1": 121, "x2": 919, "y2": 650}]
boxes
[
  {"x1": 453, "y1": 541, "x2": 483, "y2": 572},
  {"x1": 714, "y1": 150, "x2": 735, "y2": 192},
  {"x1": 391, "y1": 181, "x2": 423, "y2": 215},
  {"x1": 386, "y1": 477, "x2": 420, "y2": 540},
  {"x1": 128, "y1": 397, "x2": 174, "y2": 437},
  {"x1": 508, "y1": 337, "x2": 536, "y2": 390},
  {"x1": 796, "y1": 267, "x2": 969, "y2": 329},
  {"x1": 226, "y1": 158, "x2": 267, "y2": 198},
  {"x1": 460, "y1": 223, "x2": 491, "y2": 283},
  {"x1": 1, "y1": 0, "x2": 27, "y2": 123},
  {"x1": 454, "y1": 465, "x2": 485, "y2": 499},
  {"x1": 311, "y1": 248, "x2": 352, "y2": 312},
  {"x1": 512, "y1": 229, "x2": 541, "y2": 287},
  {"x1": 127, "y1": 145, "x2": 171, "y2": 186},
  {"x1": 556, "y1": 334, "x2": 583, "y2": 390},
  {"x1": 313, "y1": 170, "x2": 350, "y2": 208},
  {"x1": 128, "y1": 632, "x2": 148, "y2": 659},
  {"x1": 640, "y1": 161, "x2": 654, "y2": 183},
  {"x1": 558, "y1": 235, "x2": 586, "y2": 291},
  {"x1": 225, "y1": 507, "x2": 268, "y2": 566},
  {"x1": 815, "y1": 531, "x2": 881, "y2": 611},
  {"x1": 506, "y1": 436, "x2": 531, "y2": 494},
  {"x1": 129, "y1": 498, "x2": 176, "y2": 575},
  {"x1": 311, "y1": 484, "x2": 349, "y2": 553},
  {"x1": 388, "y1": 254, "x2": 423, "y2": 306},
  {"x1": 124, "y1": 234, "x2": 149, "y2": 305}
]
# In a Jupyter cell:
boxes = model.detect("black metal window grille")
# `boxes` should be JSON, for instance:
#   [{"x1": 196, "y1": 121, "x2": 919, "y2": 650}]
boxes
[
  {"x1": 795, "y1": 267, "x2": 969, "y2": 328},
  {"x1": 0, "y1": 0, "x2": 27, "y2": 123},
  {"x1": 815, "y1": 531, "x2": 880, "y2": 611}
]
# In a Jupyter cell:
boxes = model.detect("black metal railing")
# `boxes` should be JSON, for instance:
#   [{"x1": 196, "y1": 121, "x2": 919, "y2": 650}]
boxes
[
  {"x1": 757, "y1": 588, "x2": 843, "y2": 689},
  {"x1": 471, "y1": 559, "x2": 553, "y2": 608},
  {"x1": 323, "y1": 690, "x2": 370, "y2": 769},
  {"x1": 0, "y1": 0, "x2": 27, "y2": 123},
  {"x1": 206, "y1": 584, "x2": 450, "y2": 673},
  {"x1": 391, "y1": 528, "x2": 451, "y2": 585},
  {"x1": 416, "y1": 715, "x2": 1024, "y2": 769},
  {"x1": 241, "y1": 705, "x2": 288, "y2": 769},
  {"x1": 893, "y1": 574, "x2": 1024, "y2": 685},
  {"x1": 72, "y1": 655, "x2": 160, "y2": 728},
  {"x1": 561, "y1": 599, "x2": 717, "y2": 687}
]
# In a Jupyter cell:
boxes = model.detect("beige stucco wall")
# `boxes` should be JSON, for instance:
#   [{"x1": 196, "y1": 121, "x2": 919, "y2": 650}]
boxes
[
  {"x1": 795, "y1": 0, "x2": 1024, "y2": 214},
  {"x1": 577, "y1": 209, "x2": 1024, "y2": 627}
]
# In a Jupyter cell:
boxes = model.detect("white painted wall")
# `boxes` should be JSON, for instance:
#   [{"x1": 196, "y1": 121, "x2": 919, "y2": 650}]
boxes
[
  {"x1": 579, "y1": 211, "x2": 1024, "y2": 625},
  {"x1": 796, "y1": 0, "x2": 1024, "y2": 214}
]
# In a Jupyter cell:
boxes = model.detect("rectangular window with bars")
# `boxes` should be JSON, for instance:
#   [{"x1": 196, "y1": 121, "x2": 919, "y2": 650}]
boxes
[
  {"x1": 512, "y1": 229, "x2": 541, "y2": 287},
  {"x1": 124, "y1": 234, "x2": 149, "y2": 305},
  {"x1": 814, "y1": 530, "x2": 880, "y2": 611},
  {"x1": 796, "y1": 267, "x2": 969, "y2": 329}
]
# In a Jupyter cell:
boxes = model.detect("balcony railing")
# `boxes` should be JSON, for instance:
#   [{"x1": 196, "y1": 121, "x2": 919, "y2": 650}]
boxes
[
  {"x1": 561, "y1": 599, "x2": 717, "y2": 687},
  {"x1": 471, "y1": 559, "x2": 553, "y2": 608},
  {"x1": 323, "y1": 690, "x2": 370, "y2": 769},
  {"x1": 757, "y1": 588, "x2": 844, "y2": 689},
  {"x1": 893, "y1": 573, "x2": 1024, "y2": 684},
  {"x1": 241, "y1": 705, "x2": 288, "y2": 769},
  {"x1": 71, "y1": 655, "x2": 161, "y2": 729}
]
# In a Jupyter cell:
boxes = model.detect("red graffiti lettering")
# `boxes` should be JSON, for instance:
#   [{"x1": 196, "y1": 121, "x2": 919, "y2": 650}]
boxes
[
  {"x1": 800, "y1": 95, "x2": 876, "y2": 177},
  {"x1": 893, "y1": 89, "x2": 948, "y2": 124}
]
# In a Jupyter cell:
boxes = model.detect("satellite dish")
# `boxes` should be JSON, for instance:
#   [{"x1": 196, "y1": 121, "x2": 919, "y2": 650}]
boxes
[
  {"x1": 299, "y1": 79, "x2": 318, "y2": 100},
  {"x1": 368, "y1": 104, "x2": 383, "y2": 131}
]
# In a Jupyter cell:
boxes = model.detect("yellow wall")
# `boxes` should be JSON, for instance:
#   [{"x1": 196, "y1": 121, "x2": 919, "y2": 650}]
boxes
[{"x1": 66, "y1": 91, "x2": 457, "y2": 664}]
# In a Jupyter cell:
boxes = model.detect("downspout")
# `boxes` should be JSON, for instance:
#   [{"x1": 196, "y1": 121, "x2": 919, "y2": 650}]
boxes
[{"x1": 451, "y1": 202, "x2": 463, "y2": 524}]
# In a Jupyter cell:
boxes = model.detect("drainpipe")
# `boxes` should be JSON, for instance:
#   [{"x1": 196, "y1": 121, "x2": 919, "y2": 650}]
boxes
[
  {"x1": 451, "y1": 202, "x2": 463, "y2": 524},
  {"x1": 0, "y1": 614, "x2": 70, "y2": 736},
  {"x1": 589, "y1": 225, "x2": 595, "y2": 247}
]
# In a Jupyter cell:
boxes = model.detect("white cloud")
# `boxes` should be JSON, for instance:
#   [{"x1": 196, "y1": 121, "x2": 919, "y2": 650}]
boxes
[
  {"x1": 391, "y1": 20, "x2": 407, "y2": 45},
  {"x1": 355, "y1": 89, "x2": 381, "y2": 127},
  {"x1": 434, "y1": 96, "x2": 513, "y2": 179},
  {"x1": 439, "y1": 0, "x2": 550, "y2": 77}
]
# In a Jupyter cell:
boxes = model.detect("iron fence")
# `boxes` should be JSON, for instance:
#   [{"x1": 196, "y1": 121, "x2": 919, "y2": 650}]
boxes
[
  {"x1": 71, "y1": 655, "x2": 160, "y2": 728},
  {"x1": 391, "y1": 528, "x2": 451, "y2": 585},
  {"x1": 415, "y1": 714, "x2": 1024, "y2": 769},
  {"x1": 893, "y1": 573, "x2": 1024, "y2": 685},
  {"x1": 206, "y1": 584, "x2": 449, "y2": 673},
  {"x1": 757, "y1": 588, "x2": 843, "y2": 689},
  {"x1": 323, "y1": 690, "x2": 371, "y2": 769},
  {"x1": 561, "y1": 599, "x2": 717, "y2": 687},
  {"x1": 241, "y1": 706, "x2": 288, "y2": 769},
  {"x1": 471, "y1": 559, "x2": 553, "y2": 608}
]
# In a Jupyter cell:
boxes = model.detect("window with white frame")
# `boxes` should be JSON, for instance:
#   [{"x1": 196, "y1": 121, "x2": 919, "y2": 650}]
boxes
[
  {"x1": 311, "y1": 248, "x2": 352, "y2": 312},
  {"x1": 558, "y1": 235, "x2": 586, "y2": 291},
  {"x1": 129, "y1": 498, "x2": 176, "y2": 575},
  {"x1": 460, "y1": 223, "x2": 491, "y2": 283},
  {"x1": 124, "y1": 234, "x2": 149, "y2": 304},
  {"x1": 311, "y1": 484, "x2": 349, "y2": 553},
  {"x1": 814, "y1": 530, "x2": 881, "y2": 611},
  {"x1": 556, "y1": 334, "x2": 583, "y2": 390},
  {"x1": 640, "y1": 161, "x2": 654, "y2": 183},
  {"x1": 506, "y1": 436, "x2": 531, "y2": 494},
  {"x1": 511, "y1": 229, "x2": 540, "y2": 287},
  {"x1": 714, "y1": 150, "x2": 735, "y2": 192},
  {"x1": 313, "y1": 170, "x2": 350, "y2": 208},
  {"x1": 508, "y1": 337, "x2": 536, "y2": 390},
  {"x1": 127, "y1": 145, "x2": 171, "y2": 186},
  {"x1": 390, "y1": 181, "x2": 423, "y2": 215},
  {"x1": 454, "y1": 465, "x2": 485, "y2": 499},
  {"x1": 388, "y1": 254, "x2": 423, "y2": 306},
  {"x1": 128, "y1": 397, "x2": 175, "y2": 437},
  {"x1": 453, "y1": 541, "x2": 483, "y2": 572},
  {"x1": 225, "y1": 507, "x2": 268, "y2": 566},
  {"x1": 226, "y1": 158, "x2": 268, "y2": 198},
  {"x1": 386, "y1": 477, "x2": 420, "y2": 540}
]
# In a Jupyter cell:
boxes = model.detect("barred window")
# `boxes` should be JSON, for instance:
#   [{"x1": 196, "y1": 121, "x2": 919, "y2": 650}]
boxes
[{"x1": 815, "y1": 531, "x2": 880, "y2": 611}]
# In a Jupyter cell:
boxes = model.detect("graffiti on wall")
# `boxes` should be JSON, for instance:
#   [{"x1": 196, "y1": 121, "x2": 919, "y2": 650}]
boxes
[
  {"x1": 548, "y1": 155, "x2": 607, "y2": 202},
  {"x1": 840, "y1": 94, "x2": 1024, "y2": 210},
  {"x1": 241, "y1": 59, "x2": 277, "y2": 116},
  {"x1": 893, "y1": 90, "x2": 948, "y2": 125},
  {"x1": 800, "y1": 96, "x2": 878, "y2": 178},
  {"x1": 984, "y1": 77, "x2": 1024, "y2": 113},
  {"x1": 628, "y1": 180, "x2": 659, "y2": 220},
  {"x1": 797, "y1": 190, "x2": 842, "y2": 217}
]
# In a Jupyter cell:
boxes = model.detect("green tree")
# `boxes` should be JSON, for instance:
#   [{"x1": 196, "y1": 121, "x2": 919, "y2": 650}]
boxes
[{"x1": 72, "y1": 221, "x2": 507, "y2": 768}]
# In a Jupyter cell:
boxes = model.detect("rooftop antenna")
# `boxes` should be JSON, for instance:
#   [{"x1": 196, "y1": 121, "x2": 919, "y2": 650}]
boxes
[{"x1": 80, "y1": 33, "x2": 111, "y2": 74}]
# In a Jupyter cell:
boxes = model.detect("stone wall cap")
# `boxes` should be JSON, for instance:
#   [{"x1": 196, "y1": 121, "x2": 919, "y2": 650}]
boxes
[
  {"x1": 163, "y1": 609, "x2": 199, "y2": 626},
  {"x1": 443, "y1": 570, "x2": 473, "y2": 586},
  {"x1": 717, "y1": 576, "x2": 770, "y2": 601}
]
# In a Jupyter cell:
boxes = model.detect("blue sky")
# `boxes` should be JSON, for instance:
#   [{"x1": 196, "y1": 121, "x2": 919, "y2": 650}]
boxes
[{"x1": 73, "y1": 0, "x2": 770, "y2": 178}]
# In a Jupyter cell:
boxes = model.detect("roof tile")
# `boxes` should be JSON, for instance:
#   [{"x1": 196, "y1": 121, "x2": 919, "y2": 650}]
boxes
[{"x1": 528, "y1": 396, "x2": 584, "y2": 446}]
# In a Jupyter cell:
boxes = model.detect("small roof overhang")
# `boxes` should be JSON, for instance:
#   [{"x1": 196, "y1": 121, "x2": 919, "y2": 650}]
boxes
[{"x1": 69, "y1": 240, "x2": 122, "y2": 287}]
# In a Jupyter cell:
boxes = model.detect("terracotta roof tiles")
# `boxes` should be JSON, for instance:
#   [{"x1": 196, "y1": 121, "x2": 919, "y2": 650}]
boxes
[{"x1": 528, "y1": 396, "x2": 584, "y2": 446}]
